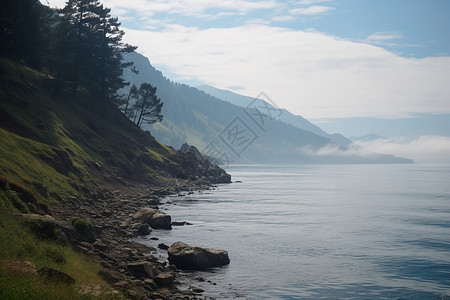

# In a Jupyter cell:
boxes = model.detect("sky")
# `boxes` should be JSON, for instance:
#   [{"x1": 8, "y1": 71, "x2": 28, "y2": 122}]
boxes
[{"x1": 42, "y1": 0, "x2": 450, "y2": 162}]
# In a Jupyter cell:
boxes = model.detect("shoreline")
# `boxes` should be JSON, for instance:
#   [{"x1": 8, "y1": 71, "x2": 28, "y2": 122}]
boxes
[{"x1": 52, "y1": 178, "x2": 220, "y2": 299}]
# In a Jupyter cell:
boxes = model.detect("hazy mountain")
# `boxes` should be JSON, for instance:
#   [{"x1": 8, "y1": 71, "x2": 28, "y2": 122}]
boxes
[
  {"x1": 197, "y1": 85, "x2": 353, "y2": 147},
  {"x1": 313, "y1": 115, "x2": 450, "y2": 141},
  {"x1": 351, "y1": 134, "x2": 388, "y2": 142},
  {"x1": 121, "y1": 52, "x2": 413, "y2": 164}
]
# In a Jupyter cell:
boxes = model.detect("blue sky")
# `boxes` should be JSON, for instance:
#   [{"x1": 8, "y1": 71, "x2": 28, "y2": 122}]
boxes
[
  {"x1": 44, "y1": 0, "x2": 450, "y2": 162},
  {"x1": 115, "y1": 0, "x2": 450, "y2": 59}
]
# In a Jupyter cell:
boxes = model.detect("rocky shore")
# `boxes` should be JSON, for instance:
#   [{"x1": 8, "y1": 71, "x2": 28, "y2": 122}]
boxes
[{"x1": 46, "y1": 176, "x2": 229, "y2": 299}]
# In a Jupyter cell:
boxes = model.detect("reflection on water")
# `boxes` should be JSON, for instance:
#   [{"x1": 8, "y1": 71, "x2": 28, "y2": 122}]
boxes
[{"x1": 136, "y1": 164, "x2": 450, "y2": 299}]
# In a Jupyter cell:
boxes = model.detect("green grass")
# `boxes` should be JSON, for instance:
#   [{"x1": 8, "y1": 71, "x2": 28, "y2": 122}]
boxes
[
  {"x1": 0, "y1": 205, "x2": 120, "y2": 299},
  {"x1": 0, "y1": 56, "x2": 186, "y2": 298}
]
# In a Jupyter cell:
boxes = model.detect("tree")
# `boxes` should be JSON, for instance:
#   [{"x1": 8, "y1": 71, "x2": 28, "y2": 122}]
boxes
[
  {"x1": 59, "y1": 0, "x2": 136, "y2": 99},
  {"x1": 114, "y1": 84, "x2": 138, "y2": 116},
  {"x1": 95, "y1": 6, "x2": 136, "y2": 101},
  {"x1": 132, "y1": 83, "x2": 163, "y2": 128},
  {"x1": 0, "y1": 0, "x2": 43, "y2": 67}
]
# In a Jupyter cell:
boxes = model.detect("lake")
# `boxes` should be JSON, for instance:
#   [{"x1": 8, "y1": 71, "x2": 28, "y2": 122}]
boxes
[{"x1": 136, "y1": 164, "x2": 450, "y2": 299}]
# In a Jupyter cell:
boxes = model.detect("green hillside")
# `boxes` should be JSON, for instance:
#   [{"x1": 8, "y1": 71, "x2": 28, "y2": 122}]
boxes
[
  {"x1": 0, "y1": 58, "x2": 186, "y2": 208},
  {"x1": 0, "y1": 57, "x2": 229, "y2": 299}
]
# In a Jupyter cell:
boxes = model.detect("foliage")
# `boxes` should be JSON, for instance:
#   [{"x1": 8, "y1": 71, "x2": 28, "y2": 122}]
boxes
[
  {"x1": 132, "y1": 83, "x2": 164, "y2": 127},
  {"x1": 0, "y1": 0, "x2": 43, "y2": 67},
  {"x1": 59, "y1": 0, "x2": 136, "y2": 99},
  {"x1": 71, "y1": 217, "x2": 89, "y2": 235},
  {"x1": 0, "y1": 0, "x2": 136, "y2": 101}
]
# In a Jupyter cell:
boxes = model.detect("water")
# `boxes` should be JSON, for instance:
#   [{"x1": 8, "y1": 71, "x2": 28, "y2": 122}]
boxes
[{"x1": 136, "y1": 164, "x2": 450, "y2": 299}]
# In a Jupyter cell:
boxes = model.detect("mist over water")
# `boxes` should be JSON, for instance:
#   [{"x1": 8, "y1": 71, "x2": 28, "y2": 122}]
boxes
[{"x1": 137, "y1": 164, "x2": 450, "y2": 299}]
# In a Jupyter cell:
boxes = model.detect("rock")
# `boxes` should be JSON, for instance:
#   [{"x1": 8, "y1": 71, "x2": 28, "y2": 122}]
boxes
[
  {"x1": 216, "y1": 172, "x2": 232, "y2": 184},
  {"x1": 157, "y1": 243, "x2": 169, "y2": 250},
  {"x1": 37, "y1": 267, "x2": 76, "y2": 285},
  {"x1": 79, "y1": 284, "x2": 103, "y2": 296},
  {"x1": 172, "y1": 221, "x2": 193, "y2": 226},
  {"x1": 191, "y1": 286, "x2": 205, "y2": 293},
  {"x1": 98, "y1": 268, "x2": 125, "y2": 284},
  {"x1": 167, "y1": 242, "x2": 230, "y2": 270},
  {"x1": 20, "y1": 214, "x2": 69, "y2": 244},
  {"x1": 172, "y1": 221, "x2": 185, "y2": 226},
  {"x1": 153, "y1": 272, "x2": 175, "y2": 286},
  {"x1": 126, "y1": 261, "x2": 154, "y2": 278},
  {"x1": 143, "y1": 278, "x2": 158, "y2": 291},
  {"x1": 136, "y1": 223, "x2": 151, "y2": 235},
  {"x1": 1, "y1": 260, "x2": 38, "y2": 276},
  {"x1": 93, "y1": 241, "x2": 108, "y2": 251},
  {"x1": 132, "y1": 208, "x2": 172, "y2": 229},
  {"x1": 112, "y1": 280, "x2": 129, "y2": 288}
]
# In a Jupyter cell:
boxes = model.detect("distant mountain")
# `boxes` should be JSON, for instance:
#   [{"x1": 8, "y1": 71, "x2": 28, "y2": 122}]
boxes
[
  {"x1": 121, "y1": 52, "x2": 413, "y2": 164},
  {"x1": 351, "y1": 134, "x2": 388, "y2": 142},
  {"x1": 197, "y1": 85, "x2": 353, "y2": 147}
]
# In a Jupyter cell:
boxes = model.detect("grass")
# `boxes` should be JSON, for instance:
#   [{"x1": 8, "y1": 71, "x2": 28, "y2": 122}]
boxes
[
  {"x1": 0, "y1": 205, "x2": 119, "y2": 299},
  {"x1": 0, "y1": 56, "x2": 187, "y2": 298}
]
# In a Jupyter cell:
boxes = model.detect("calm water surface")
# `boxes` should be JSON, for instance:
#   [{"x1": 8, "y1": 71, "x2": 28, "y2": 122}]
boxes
[{"x1": 137, "y1": 164, "x2": 450, "y2": 299}]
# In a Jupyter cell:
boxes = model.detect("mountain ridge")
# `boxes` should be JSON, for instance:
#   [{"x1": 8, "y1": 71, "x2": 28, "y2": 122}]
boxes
[
  {"x1": 122, "y1": 52, "x2": 413, "y2": 164},
  {"x1": 197, "y1": 85, "x2": 353, "y2": 147}
]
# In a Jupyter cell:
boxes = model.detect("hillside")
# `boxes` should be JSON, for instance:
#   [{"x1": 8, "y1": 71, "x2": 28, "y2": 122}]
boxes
[
  {"x1": 2, "y1": 57, "x2": 231, "y2": 196},
  {"x1": 122, "y1": 52, "x2": 413, "y2": 164},
  {"x1": 0, "y1": 57, "x2": 230, "y2": 299}
]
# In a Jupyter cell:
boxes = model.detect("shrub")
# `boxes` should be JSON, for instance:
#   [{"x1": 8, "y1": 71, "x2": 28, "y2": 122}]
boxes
[{"x1": 70, "y1": 217, "x2": 89, "y2": 235}]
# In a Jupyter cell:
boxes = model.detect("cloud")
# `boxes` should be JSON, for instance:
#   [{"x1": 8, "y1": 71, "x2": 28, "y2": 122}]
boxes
[
  {"x1": 364, "y1": 31, "x2": 420, "y2": 48},
  {"x1": 272, "y1": 15, "x2": 297, "y2": 22},
  {"x1": 290, "y1": 5, "x2": 335, "y2": 15},
  {"x1": 365, "y1": 31, "x2": 403, "y2": 43},
  {"x1": 296, "y1": 0, "x2": 333, "y2": 4},
  {"x1": 123, "y1": 24, "x2": 450, "y2": 119},
  {"x1": 101, "y1": 0, "x2": 280, "y2": 19},
  {"x1": 297, "y1": 136, "x2": 450, "y2": 163},
  {"x1": 354, "y1": 136, "x2": 450, "y2": 164}
]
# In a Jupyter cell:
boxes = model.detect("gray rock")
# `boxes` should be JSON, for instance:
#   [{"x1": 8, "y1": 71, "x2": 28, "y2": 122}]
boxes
[
  {"x1": 154, "y1": 272, "x2": 175, "y2": 286},
  {"x1": 167, "y1": 242, "x2": 230, "y2": 270},
  {"x1": 157, "y1": 243, "x2": 169, "y2": 250},
  {"x1": 132, "y1": 208, "x2": 172, "y2": 229},
  {"x1": 136, "y1": 223, "x2": 151, "y2": 235},
  {"x1": 126, "y1": 261, "x2": 154, "y2": 278}
]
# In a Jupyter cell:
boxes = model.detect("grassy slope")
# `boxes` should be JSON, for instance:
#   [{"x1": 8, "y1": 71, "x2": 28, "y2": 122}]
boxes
[
  {"x1": 0, "y1": 58, "x2": 188, "y2": 298},
  {"x1": 0, "y1": 58, "x2": 181, "y2": 205}
]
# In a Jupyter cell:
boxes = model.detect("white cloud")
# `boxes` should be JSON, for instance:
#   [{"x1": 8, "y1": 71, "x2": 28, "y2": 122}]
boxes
[
  {"x1": 272, "y1": 15, "x2": 297, "y2": 22},
  {"x1": 365, "y1": 31, "x2": 403, "y2": 43},
  {"x1": 290, "y1": 5, "x2": 334, "y2": 15},
  {"x1": 296, "y1": 0, "x2": 333, "y2": 5},
  {"x1": 40, "y1": 0, "x2": 66, "y2": 8},
  {"x1": 364, "y1": 31, "x2": 419, "y2": 48},
  {"x1": 123, "y1": 24, "x2": 450, "y2": 119},
  {"x1": 354, "y1": 136, "x2": 450, "y2": 164},
  {"x1": 297, "y1": 136, "x2": 450, "y2": 163},
  {"x1": 101, "y1": 0, "x2": 280, "y2": 19}
]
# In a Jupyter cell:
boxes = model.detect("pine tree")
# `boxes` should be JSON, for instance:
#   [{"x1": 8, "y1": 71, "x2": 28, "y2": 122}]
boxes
[
  {"x1": 0, "y1": 0, "x2": 43, "y2": 67},
  {"x1": 60, "y1": 0, "x2": 136, "y2": 99},
  {"x1": 132, "y1": 83, "x2": 163, "y2": 128}
]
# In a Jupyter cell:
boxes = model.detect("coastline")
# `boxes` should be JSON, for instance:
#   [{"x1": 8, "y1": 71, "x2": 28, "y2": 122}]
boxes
[{"x1": 51, "y1": 178, "x2": 221, "y2": 299}]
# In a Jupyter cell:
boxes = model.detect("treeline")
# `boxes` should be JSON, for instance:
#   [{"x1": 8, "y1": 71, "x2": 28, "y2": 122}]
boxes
[{"x1": 0, "y1": 0, "x2": 162, "y2": 126}]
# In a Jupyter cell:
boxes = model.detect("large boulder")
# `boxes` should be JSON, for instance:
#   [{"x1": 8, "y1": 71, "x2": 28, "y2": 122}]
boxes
[
  {"x1": 167, "y1": 242, "x2": 230, "y2": 270},
  {"x1": 132, "y1": 208, "x2": 172, "y2": 229}
]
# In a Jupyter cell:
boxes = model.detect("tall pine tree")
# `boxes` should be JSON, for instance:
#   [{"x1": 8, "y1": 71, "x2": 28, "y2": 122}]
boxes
[{"x1": 60, "y1": 0, "x2": 135, "y2": 100}]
